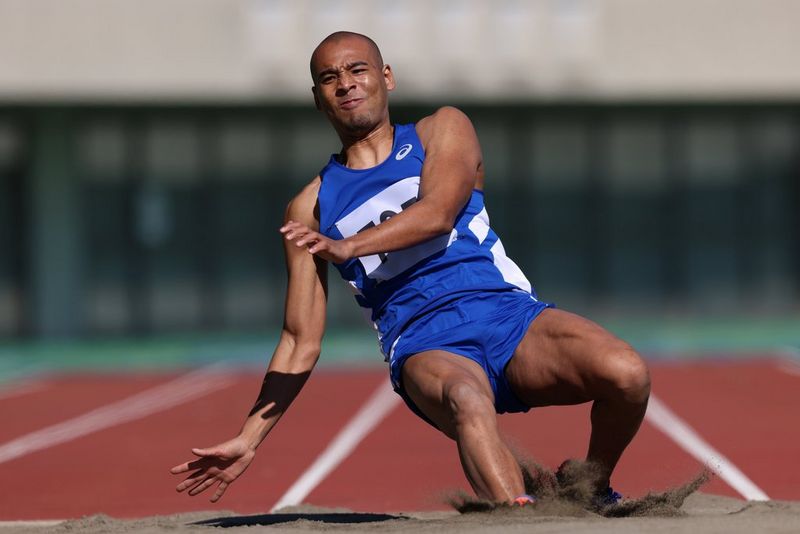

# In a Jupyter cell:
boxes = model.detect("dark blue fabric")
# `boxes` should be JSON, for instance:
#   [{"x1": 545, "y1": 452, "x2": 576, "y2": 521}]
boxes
[
  {"x1": 389, "y1": 290, "x2": 553, "y2": 420},
  {"x1": 317, "y1": 123, "x2": 541, "y2": 359}
]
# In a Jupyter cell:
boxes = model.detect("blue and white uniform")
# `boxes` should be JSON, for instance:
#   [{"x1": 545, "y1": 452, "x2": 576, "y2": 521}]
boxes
[{"x1": 317, "y1": 123, "x2": 552, "y2": 418}]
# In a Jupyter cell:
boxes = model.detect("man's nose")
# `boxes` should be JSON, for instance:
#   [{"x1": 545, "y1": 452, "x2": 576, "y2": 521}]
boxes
[{"x1": 335, "y1": 73, "x2": 356, "y2": 95}]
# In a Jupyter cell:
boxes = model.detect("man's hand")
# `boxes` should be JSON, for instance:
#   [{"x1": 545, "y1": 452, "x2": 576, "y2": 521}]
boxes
[
  {"x1": 280, "y1": 220, "x2": 354, "y2": 264},
  {"x1": 170, "y1": 436, "x2": 255, "y2": 503}
]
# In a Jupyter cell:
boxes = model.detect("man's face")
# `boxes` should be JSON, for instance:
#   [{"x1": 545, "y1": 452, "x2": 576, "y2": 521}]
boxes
[{"x1": 311, "y1": 37, "x2": 394, "y2": 135}]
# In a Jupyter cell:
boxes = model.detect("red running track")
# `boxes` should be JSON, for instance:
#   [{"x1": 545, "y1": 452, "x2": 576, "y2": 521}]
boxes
[{"x1": 0, "y1": 359, "x2": 797, "y2": 519}]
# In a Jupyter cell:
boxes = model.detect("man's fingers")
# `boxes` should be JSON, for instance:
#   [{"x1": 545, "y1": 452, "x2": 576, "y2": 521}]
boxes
[
  {"x1": 191, "y1": 447, "x2": 223, "y2": 458},
  {"x1": 287, "y1": 227, "x2": 313, "y2": 242},
  {"x1": 177, "y1": 475, "x2": 207, "y2": 494},
  {"x1": 281, "y1": 221, "x2": 310, "y2": 238},
  {"x1": 171, "y1": 457, "x2": 210, "y2": 473},
  {"x1": 170, "y1": 462, "x2": 191, "y2": 474},
  {"x1": 188, "y1": 477, "x2": 217, "y2": 497},
  {"x1": 171, "y1": 448, "x2": 224, "y2": 474},
  {"x1": 295, "y1": 234, "x2": 320, "y2": 247},
  {"x1": 286, "y1": 231, "x2": 307, "y2": 242},
  {"x1": 176, "y1": 469, "x2": 207, "y2": 492},
  {"x1": 279, "y1": 220, "x2": 301, "y2": 233},
  {"x1": 210, "y1": 481, "x2": 229, "y2": 503},
  {"x1": 308, "y1": 241, "x2": 326, "y2": 254},
  {"x1": 285, "y1": 230, "x2": 303, "y2": 240},
  {"x1": 281, "y1": 221, "x2": 339, "y2": 259},
  {"x1": 282, "y1": 222, "x2": 328, "y2": 252}
]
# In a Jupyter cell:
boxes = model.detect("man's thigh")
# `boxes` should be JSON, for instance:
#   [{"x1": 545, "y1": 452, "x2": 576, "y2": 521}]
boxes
[
  {"x1": 504, "y1": 308, "x2": 640, "y2": 407},
  {"x1": 401, "y1": 350, "x2": 495, "y2": 438}
]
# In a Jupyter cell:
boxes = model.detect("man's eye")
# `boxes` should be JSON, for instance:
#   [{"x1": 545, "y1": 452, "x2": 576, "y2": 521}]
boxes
[
  {"x1": 352, "y1": 69, "x2": 366, "y2": 74},
  {"x1": 321, "y1": 76, "x2": 335, "y2": 83}
]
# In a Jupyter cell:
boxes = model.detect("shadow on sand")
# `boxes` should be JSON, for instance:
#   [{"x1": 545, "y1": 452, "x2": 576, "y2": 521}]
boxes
[{"x1": 193, "y1": 511, "x2": 406, "y2": 528}]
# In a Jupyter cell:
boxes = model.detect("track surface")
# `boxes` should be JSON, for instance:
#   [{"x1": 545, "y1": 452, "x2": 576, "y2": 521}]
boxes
[{"x1": 0, "y1": 358, "x2": 797, "y2": 519}]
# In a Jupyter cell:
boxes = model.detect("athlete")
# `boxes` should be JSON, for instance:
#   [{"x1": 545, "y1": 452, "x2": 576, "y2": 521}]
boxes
[{"x1": 170, "y1": 31, "x2": 650, "y2": 507}]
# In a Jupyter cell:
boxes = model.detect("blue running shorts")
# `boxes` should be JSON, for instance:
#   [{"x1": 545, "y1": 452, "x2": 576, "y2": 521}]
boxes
[{"x1": 388, "y1": 290, "x2": 553, "y2": 427}]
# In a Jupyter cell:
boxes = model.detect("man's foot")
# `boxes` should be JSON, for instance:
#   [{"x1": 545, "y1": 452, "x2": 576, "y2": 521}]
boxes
[
  {"x1": 512, "y1": 494, "x2": 536, "y2": 507},
  {"x1": 593, "y1": 486, "x2": 622, "y2": 508}
]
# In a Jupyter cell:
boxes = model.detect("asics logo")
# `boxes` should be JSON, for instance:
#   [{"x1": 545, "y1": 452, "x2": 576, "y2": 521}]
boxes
[{"x1": 395, "y1": 144, "x2": 413, "y2": 160}]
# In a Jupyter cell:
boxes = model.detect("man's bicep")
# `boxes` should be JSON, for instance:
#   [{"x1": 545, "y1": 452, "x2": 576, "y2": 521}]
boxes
[
  {"x1": 281, "y1": 181, "x2": 327, "y2": 345},
  {"x1": 282, "y1": 243, "x2": 327, "y2": 345},
  {"x1": 418, "y1": 107, "x2": 482, "y2": 212},
  {"x1": 420, "y1": 107, "x2": 482, "y2": 165}
]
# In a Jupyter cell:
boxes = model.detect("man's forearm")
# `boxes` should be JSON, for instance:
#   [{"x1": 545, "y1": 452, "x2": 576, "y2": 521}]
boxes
[
  {"x1": 344, "y1": 199, "x2": 453, "y2": 259},
  {"x1": 238, "y1": 340, "x2": 319, "y2": 449}
]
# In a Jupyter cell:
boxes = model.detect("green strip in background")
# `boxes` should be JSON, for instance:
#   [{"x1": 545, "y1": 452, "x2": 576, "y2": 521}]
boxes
[
  {"x1": 0, "y1": 314, "x2": 799, "y2": 382},
  {"x1": 0, "y1": 329, "x2": 382, "y2": 383},
  {"x1": 601, "y1": 314, "x2": 800, "y2": 356}
]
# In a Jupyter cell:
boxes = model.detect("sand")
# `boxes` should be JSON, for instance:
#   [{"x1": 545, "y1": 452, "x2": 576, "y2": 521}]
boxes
[
  {"x1": 7, "y1": 462, "x2": 796, "y2": 533},
  {"x1": 2, "y1": 494, "x2": 799, "y2": 534}
]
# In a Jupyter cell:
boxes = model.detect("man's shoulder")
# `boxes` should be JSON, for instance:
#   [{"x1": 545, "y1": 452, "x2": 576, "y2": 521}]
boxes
[
  {"x1": 285, "y1": 176, "x2": 322, "y2": 226},
  {"x1": 415, "y1": 106, "x2": 474, "y2": 142},
  {"x1": 416, "y1": 106, "x2": 471, "y2": 127}
]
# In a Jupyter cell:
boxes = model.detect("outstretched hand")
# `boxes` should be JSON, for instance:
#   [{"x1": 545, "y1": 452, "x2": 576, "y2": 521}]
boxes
[
  {"x1": 280, "y1": 221, "x2": 354, "y2": 264},
  {"x1": 170, "y1": 437, "x2": 255, "y2": 503}
]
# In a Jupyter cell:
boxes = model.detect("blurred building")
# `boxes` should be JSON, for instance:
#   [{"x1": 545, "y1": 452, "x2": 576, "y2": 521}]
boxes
[{"x1": 0, "y1": 0, "x2": 798, "y2": 338}]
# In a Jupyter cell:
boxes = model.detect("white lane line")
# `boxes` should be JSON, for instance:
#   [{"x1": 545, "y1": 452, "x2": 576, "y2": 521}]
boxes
[
  {"x1": 0, "y1": 365, "x2": 235, "y2": 466},
  {"x1": 270, "y1": 379, "x2": 401, "y2": 512},
  {"x1": 776, "y1": 359, "x2": 800, "y2": 377},
  {"x1": 774, "y1": 346, "x2": 800, "y2": 376},
  {"x1": 0, "y1": 379, "x2": 49, "y2": 401},
  {"x1": 645, "y1": 393, "x2": 769, "y2": 501}
]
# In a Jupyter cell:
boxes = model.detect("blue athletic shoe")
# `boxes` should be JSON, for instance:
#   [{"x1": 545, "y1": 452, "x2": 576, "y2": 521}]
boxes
[{"x1": 594, "y1": 486, "x2": 622, "y2": 508}]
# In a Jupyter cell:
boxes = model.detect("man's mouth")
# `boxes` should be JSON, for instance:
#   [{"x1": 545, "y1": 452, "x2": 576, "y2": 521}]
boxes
[{"x1": 340, "y1": 98, "x2": 363, "y2": 110}]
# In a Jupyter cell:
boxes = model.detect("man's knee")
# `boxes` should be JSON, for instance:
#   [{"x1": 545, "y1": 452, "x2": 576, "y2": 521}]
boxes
[
  {"x1": 444, "y1": 381, "x2": 496, "y2": 429},
  {"x1": 603, "y1": 347, "x2": 650, "y2": 404}
]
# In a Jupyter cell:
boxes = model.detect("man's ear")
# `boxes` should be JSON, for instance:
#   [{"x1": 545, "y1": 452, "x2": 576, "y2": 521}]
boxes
[
  {"x1": 383, "y1": 65, "x2": 396, "y2": 92},
  {"x1": 312, "y1": 86, "x2": 321, "y2": 110}
]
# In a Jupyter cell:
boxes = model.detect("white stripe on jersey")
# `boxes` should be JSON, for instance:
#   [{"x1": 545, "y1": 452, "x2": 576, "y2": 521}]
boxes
[
  {"x1": 468, "y1": 207, "x2": 491, "y2": 244},
  {"x1": 335, "y1": 176, "x2": 456, "y2": 282},
  {"x1": 490, "y1": 239, "x2": 532, "y2": 293}
]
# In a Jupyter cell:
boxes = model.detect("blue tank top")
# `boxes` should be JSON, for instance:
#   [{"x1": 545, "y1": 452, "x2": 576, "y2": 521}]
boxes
[{"x1": 317, "y1": 123, "x2": 539, "y2": 359}]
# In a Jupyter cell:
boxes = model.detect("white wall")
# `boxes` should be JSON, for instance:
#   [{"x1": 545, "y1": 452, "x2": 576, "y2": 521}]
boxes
[{"x1": 0, "y1": 0, "x2": 798, "y2": 101}]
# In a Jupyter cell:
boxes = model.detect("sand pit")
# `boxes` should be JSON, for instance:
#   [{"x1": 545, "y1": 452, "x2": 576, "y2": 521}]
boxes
[
  {"x1": 6, "y1": 462, "x2": 795, "y2": 533},
  {"x1": 2, "y1": 493, "x2": 798, "y2": 534}
]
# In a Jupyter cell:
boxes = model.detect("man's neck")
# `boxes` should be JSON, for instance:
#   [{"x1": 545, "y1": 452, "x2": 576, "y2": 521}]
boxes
[{"x1": 338, "y1": 121, "x2": 394, "y2": 170}]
